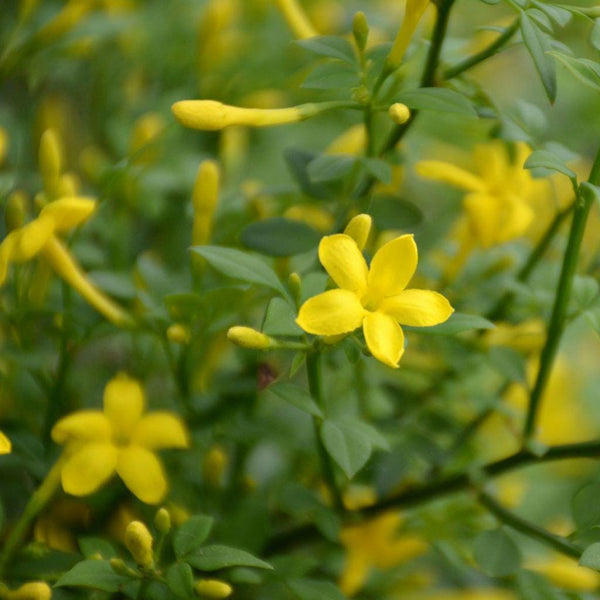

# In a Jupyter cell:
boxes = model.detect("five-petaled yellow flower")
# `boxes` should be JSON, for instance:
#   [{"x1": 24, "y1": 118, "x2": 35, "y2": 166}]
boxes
[
  {"x1": 296, "y1": 232, "x2": 453, "y2": 368},
  {"x1": 51, "y1": 373, "x2": 189, "y2": 504}
]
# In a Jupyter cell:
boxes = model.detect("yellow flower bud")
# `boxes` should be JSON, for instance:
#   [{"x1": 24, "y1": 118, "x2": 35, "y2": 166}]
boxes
[
  {"x1": 192, "y1": 160, "x2": 220, "y2": 246},
  {"x1": 4, "y1": 582, "x2": 52, "y2": 600},
  {"x1": 386, "y1": 0, "x2": 430, "y2": 69},
  {"x1": 227, "y1": 326, "x2": 273, "y2": 350},
  {"x1": 195, "y1": 579, "x2": 233, "y2": 598},
  {"x1": 39, "y1": 129, "x2": 62, "y2": 197},
  {"x1": 325, "y1": 124, "x2": 366, "y2": 156},
  {"x1": 154, "y1": 507, "x2": 171, "y2": 534},
  {"x1": 388, "y1": 103, "x2": 411, "y2": 125},
  {"x1": 344, "y1": 214, "x2": 372, "y2": 251},
  {"x1": 124, "y1": 521, "x2": 154, "y2": 569},
  {"x1": 288, "y1": 272, "x2": 302, "y2": 305},
  {"x1": 167, "y1": 324, "x2": 191, "y2": 345},
  {"x1": 172, "y1": 100, "x2": 311, "y2": 131},
  {"x1": 129, "y1": 112, "x2": 166, "y2": 164},
  {"x1": 275, "y1": 0, "x2": 318, "y2": 39},
  {"x1": 353, "y1": 12, "x2": 369, "y2": 52},
  {"x1": 202, "y1": 445, "x2": 228, "y2": 488},
  {"x1": 5, "y1": 191, "x2": 28, "y2": 232}
]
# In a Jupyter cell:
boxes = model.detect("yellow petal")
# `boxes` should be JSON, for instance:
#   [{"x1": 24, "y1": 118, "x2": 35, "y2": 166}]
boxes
[
  {"x1": 344, "y1": 214, "x2": 372, "y2": 251},
  {"x1": 39, "y1": 196, "x2": 96, "y2": 232},
  {"x1": 319, "y1": 234, "x2": 368, "y2": 296},
  {"x1": 463, "y1": 193, "x2": 502, "y2": 248},
  {"x1": 132, "y1": 413, "x2": 190, "y2": 450},
  {"x1": 415, "y1": 160, "x2": 486, "y2": 192},
  {"x1": 367, "y1": 234, "x2": 417, "y2": 302},
  {"x1": 473, "y1": 142, "x2": 507, "y2": 183},
  {"x1": 117, "y1": 446, "x2": 167, "y2": 504},
  {"x1": 379, "y1": 289, "x2": 454, "y2": 327},
  {"x1": 497, "y1": 196, "x2": 535, "y2": 244},
  {"x1": 0, "y1": 430, "x2": 11, "y2": 454},
  {"x1": 61, "y1": 442, "x2": 118, "y2": 496},
  {"x1": 51, "y1": 411, "x2": 111, "y2": 445},
  {"x1": 7, "y1": 217, "x2": 55, "y2": 262},
  {"x1": 363, "y1": 312, "x2": 405, "y2": 368},
  {"x1": 103, "y1": 373, "x2": 145, "y2": 440},
  {"x1": 339, "y1": 550, "x2": 370, "y2": 597},
  {"x1": 296, "y1": 289, "x2": 365, "y2": 336}
]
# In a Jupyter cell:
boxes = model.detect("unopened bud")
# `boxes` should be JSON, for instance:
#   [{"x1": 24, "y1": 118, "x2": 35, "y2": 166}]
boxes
[
  {"x1": 39, "y1": 129, "x2": 62, "y2": 197},
  {"x1": 227, "y1": 326, "x2": 273, "y2": 350},
  {"x1": 344, "y1": 214, "x2": 372, "y2": 251},
  {"x1": 109, "y1": 558, "x2": 128, "y2": 575},
  {"x1": 192, "y1": 160, "x2": 220, "y2": 246},
  {"x1": 5, "y1": 191, "x2": 28, "y2": 231},
  {"x1": 167, "y1": 323, "x2": 191, "y2": 345},
  {"x1": 288, "y1": 272, "x2": 302, "y2": 305},
  {"x1": 202, "y1": 445, "x2": 228, "y2": 488},
  {"x1": 124, "y1": 521, "x2": 154, "y2": 569},
  {"x1": 352, "y1": 12, "x2": 369, "y2": 52},
  {"x1": 195, "y1": 579, "x2": 233, "y2": 598},
  {"x1": 388, "y1": 103, "x2": 411, "y2": 125},
  {"x1": 154, "y1": 508, "x2": 171, "y2": 534},
  {"x1": 4, "y1": 582, "x2": 52, "y2": 600}
]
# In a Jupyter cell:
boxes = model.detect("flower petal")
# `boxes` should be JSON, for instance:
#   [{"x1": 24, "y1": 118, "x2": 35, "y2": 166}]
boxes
[
  {"x1": 40, "y1": 197, "x2": 96, "y2": 232},
  {"x1": 379, "y1": 289, "x2": 454, "y2": 327},
  {"x1": 61, "y1": 443, "x2": 118, "y2": 496},
  {"x1": 463, "y1": 193, "x2": 502, "y2": 248},
  {"x1": 367, "y1": 234, "x2": 417, "y2": 302},
  {"x1": 7, "y1": 217, "x2": 55, "y2": 262},
  {"x1": 297, "y1": 289, "x2": 365, "y2": 336},
  {"x1": 497, "y1": 196, "x2": 534, "y2": 244},
  {"x1": 117, "y1": 446, "x2": 167, "y2": 504},
  {"x1": 0, "y1": 430, "x2": 11, "y2": 454},
  {"x1": 51, "y1": 411, "x2": 111, "y2": 445},
  {"x1": 103, "y1": 373, "x2": 145, "y2": 440},
  {"x1": 132, "y1": 413, "x2": 190, "y2": 450},
  {"x1": 319, "y1": 234, "x2": 368, "y2": 296},
  {"x1": 415, "y1": 160, "x2": 486, "y2": 192},
  {"x1": 363, "y1": 312, "x2": 405, "y2": 368},
  {"x1": 343, "y1": 214, "x2": 372, "y2": 251}
]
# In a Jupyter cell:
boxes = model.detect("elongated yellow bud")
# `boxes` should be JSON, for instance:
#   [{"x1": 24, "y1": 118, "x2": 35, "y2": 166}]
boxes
[
  {"x1": 3, "y1": 582, "x2": 52, "y2": 600},
  {"x1": 388, "y1": 103, "x2": 411, "y2": 125},
  {"x1": 124, "y1": 521, "x2": 154, "y2": 569},
  {"x1": 172, "y1": 100, "x2": 313, "y2": 131},
  {"x1": 353, "y1": 11, "x2": 369, "y2": 52},
  {"x1": 154, "y1": 507, "x2": 171, "y2": 534},
  {"x1": 227, "y1": 326, "x2": 273, "y2": 350},
  {"x1": 42, "y1": 236, "x2": 133, "y2": 328},
  {"x1": 275, "y1": 0, "x2": 318, "y2": 39},
  {"x1": 5, "y1": 191, "x2": 28, "y2": 232},
  {"x1": 195, "y1": 579, "x2": 233, "y2": 598},
  {"x1": 386, "y1": 0, "x2": 430, "y2": 69},
  {"x1": 326, "y1": 124, "x2": 366, "y2": 156},
  {"x1": 192, "y1": 160, "x2": 220, "y2": 246},
  {"x1": 39, "y1": 129, "x2": 62, "y2": 198},
  {"x1": 0, "y1": 431, "x2": 11, "y2": 454},
  {"x1": 202, "y1": 445, "x2": 228, "y2": 488},
  {"x1": 344, "y1": 214, "x2": 372, "y2": 251}
]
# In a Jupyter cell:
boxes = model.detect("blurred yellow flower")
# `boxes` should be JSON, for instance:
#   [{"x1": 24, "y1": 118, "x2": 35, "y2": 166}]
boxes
[
  {"x1": 0, "y1": 430, "x2": 11, "y2": 454},
  {"x1": 529, "y1": 554, "x2": 600, "y2": 591},
  {"x1": 296, "y1": 230, "x2": 453, "y2": 367},
  {"x1": 51, "y1": 373, "x2": 189, "y2": 504},
  {"x1": 387, "y1": 0, "x2": 431, "y2": 69},
  {"x1": 412, "y1": 590, "x2": 516, "y2": 600},
  {"x1": 482, "y1": 319, "x2": 546, "y2": 355},
  {"x1": 2, "y1": 581, "x2": 52, "y2": 600},
  {"x1": 275, "y1": 0, "x2": 318, "y2": 39},
  {"x1": 416, "y1": 142, "x2": 546, "y2": 248}
]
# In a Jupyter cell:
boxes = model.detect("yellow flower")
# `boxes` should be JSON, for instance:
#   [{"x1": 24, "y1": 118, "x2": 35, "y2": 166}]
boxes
[
  {"x1": 339, "y1": 511, "x2": 428, "y2": 596},
  {"x1": 414, "y1": 590, "x2": 516, "y2": 600},
  {"x1": 0, "y1": 197, "x2": 132, "y2": 327},
  {"x1": 0, "y1": 430, "x2": 11, "y2": 454},
  {"x1": 296, "y1": 231, "x2": 453, "y2": 368},
  {"x1": 416, "y1": 141, "x2": 546, "y2": 248},
  {"x1": 51, "y1": 373, "x2": 189, "y2": 505},
  {"x1": 2, "y1": 582, "x2": 52, "y2": 600},
  {"x1": 386, "y1": 0, "x2": 431, "y2": 69},
  {"x1": 529, "y1": 554, "x2": 600, "y2": 591},
  {"x1": 275, "y1": 0, "x2": 318, "y2": 39}
]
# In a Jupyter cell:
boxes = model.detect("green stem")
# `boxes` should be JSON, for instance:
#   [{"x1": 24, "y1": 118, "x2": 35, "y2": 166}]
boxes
[
  {"x1": 523, "y1": 153, "x2": 599, "y2": 440},
  {"x1": 306, "y1": 352, "x2": 345, "y2": 513},
  {"x1": 478, "y1": 490, "x2": 582, "y2": 558},
  {"x1": 443, "y1": 19, "x2": 520, "y2": 80}
]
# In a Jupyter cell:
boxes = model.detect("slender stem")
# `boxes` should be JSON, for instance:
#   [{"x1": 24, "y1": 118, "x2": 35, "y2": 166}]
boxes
[
  {"x1": 306, "y1": 352, "x2": 345, "y2": 513},
  {"x1": 478, "y1": 491, "x2": 582, "y2": 559},
  {"x1": 523, "y1": 152, "x2": 600, "y2": 440},
  {"x1": 443, "y1": 19, "x2": 520, "y2": 80}
]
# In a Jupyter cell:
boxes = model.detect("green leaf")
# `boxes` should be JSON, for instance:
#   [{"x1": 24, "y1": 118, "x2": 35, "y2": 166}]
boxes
[
  {"x1": 88, "y1": 271, "x2": 137, "y2": 300},
  {"x1": 370, "y1": 195, "x2": 423, "y2": 229},
  {"x1": 240, "y1": 217, "x2": 320, "y2": 257},
  {"x1": 264, "y1": 382, "x2": 323, "y2": 417},
  {"x1": 488, "y1": 347, "x2": 527, "y2": 384},
  {"x1": 532, "y1": 1, "x2": 572, "y2": 27},
  {"x1": 572, "y1": 483, "x2": 600, "y2": 531},
  {"x1": 308, "y1": 155, "x2": 357, "y2": 182},
  {"x1": 288, "y1": 579, "x2": 347, "y2": 600},
  {"x1": 520, "y1": 13, "x2": 557, "y2": 103},
  {"x1": 78, "y1": 537, "x2": 117, "y2": 560},
  {"x1": 186, "y1": 545, "x2": 273, "y2": 571},
  {"x1": 55, "y1": 560, "x2": 130, "y2": 592},
  {"x1": 417, "y1": 312, "x2": 495, "y2": 335},
  {"x1": 571, "y1": 275, "x2": 600, "y2": 311},
  {"x1": 295, "y1": 36, "x2": 356, "y2": 65},
  {"x1": 191, "y1": 246, "x2": 286, "y2": 297},
  {"x1": 397, "y1": 87, "x2": 477, "y2": 116},
  {"x1": 320, "y1": 419, "x2": 372, "y2": 478},
  {"x1": 361, "y1": 158, "x2": 392, "y2": 184},
  {"x1": 516, "y1": 570, "x2": 564, "y2": 600},
  {"x1": 283, "y1": 148, "x2": 331, "y2": 199},
  {"x1": 548, "y1": 51, "x2": 600, "y2": 93},
  {"x1": 174, "y1": 515, "x2": 214, "y2": 559},
  {"x1": 580, "y1": 543, "x2": 600, "y2": 571},
  {"x1": 473, "y1": 529, "x2": 522, "y2": 577},
  {"x1": 524, "y1": 149, "x2": 577, "y2": 179},
  {"x1": 262, "y1": 297, "x2": 303, "y2": 337},
  {"x1": 302, "y1": 62, "x2": 359, "y2": 90},
  {"x1": 591, "y1": 19, "x2": 600, "y2": 51},
  {"x1": 166, "y1": 562, "x2": 194, "y2": 598}
]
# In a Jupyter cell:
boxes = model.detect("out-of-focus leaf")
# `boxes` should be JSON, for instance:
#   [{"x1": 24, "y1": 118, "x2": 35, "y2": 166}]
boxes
[
  {"x1": 295, "y1": 36, "x2": 356, "y2": 65},
  {"x1": 397, "y1": 88, "x2": 477, "y2": 116},
  {"x1": 174, "y1": 515, "x2": 214, "y2": 559},
  {"x1": 473, "y1": 529, "x2": 522, "y2": 576},
  {"x1": 264, "y1": 382, "x2": 323, "y2": 417},
  {"x1": 370, "y1": 195, "x2": 424, "y2": 230},
  {"x1": 55, "y1": 560, "x2": 130, "y2": 592},
  {"x1": 166, "y1": 562, "x2": 194, "y2": 598},
  {"x1": 548, "y1": 51, "x2": 600, "y2": 93},
  {"x1": 572, "y1": 483, "x2": 600, "y2": 531},
  {"x1": 302, "y1": 62, "x2": 359, "y2": 90},
  {"x1": 308, "y1": 155, "x2": 357, "y2": 182},
  {"x1": 186, "y1": 545, "x2": 273, "y2": 571},
  {"x1": 416, "y1": 313, "x2": 494, "y2": 335},
  {"x1": 521, "y1": 13, "x2": 557, "y2": 103},
  {"x1": 288, "y1": 579, "x2": 347, "y2": 600},
  {"x1": 263, "y1": 297, "x2": 303, "y2": 336},
  {"x1": 241, "y1": 217, "x2": 320, "y2": 257}
]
